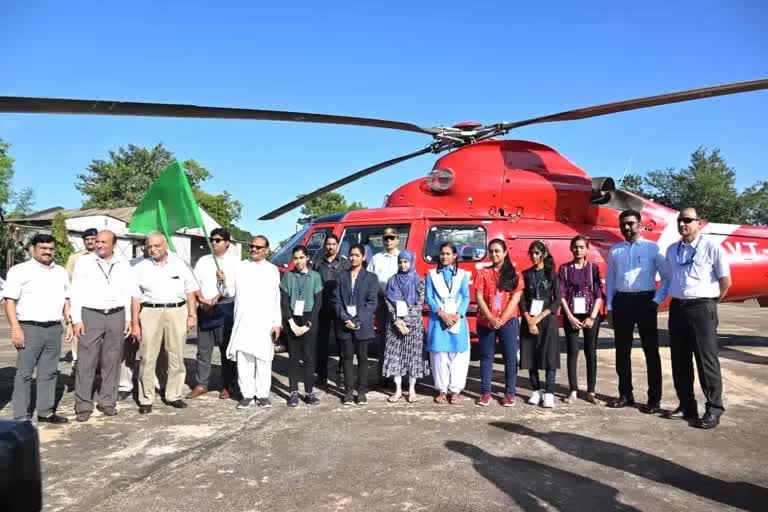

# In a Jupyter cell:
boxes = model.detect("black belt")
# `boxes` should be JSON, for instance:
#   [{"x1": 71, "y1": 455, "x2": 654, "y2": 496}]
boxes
[
  {"x1": 19, "y1": 320, "x2": 60, "y2": 328},
  {"x1": 615, "y1": 290, "x2": 655, "y2": 296},
  {"x1": 142, "y1": 301, "x2": 186, "y2": 308},
  {"x1": 672, "y1": 297, "x2": 716, "y2": 306},
  {"x1": 84, "y1": 306, "x2": 125, "y2": 315}
]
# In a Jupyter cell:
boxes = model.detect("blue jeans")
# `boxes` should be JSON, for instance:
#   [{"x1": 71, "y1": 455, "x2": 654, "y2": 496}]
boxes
[
  {"x1": 477, "y1": 318, "x2": 519, "y2": 395},
  {"x1": 529, "y1": 369, "x2": 557, "y2": 394}
]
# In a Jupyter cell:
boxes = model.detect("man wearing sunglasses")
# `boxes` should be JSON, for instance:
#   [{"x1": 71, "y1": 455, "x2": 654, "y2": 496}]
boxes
[
  {"x1": 368, "y1": 227, "x2": 402, "y2": 387},
  {"x1": 663, "y1": 208, "x2": 731, "y2": 429},
  {"x1": 187, "y1": 228, "x2": 239, "y2": 400}
]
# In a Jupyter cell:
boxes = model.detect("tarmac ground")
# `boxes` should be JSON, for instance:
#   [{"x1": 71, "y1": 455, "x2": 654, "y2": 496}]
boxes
[{"x1": 1, "y1": 303, "x2": 767, "y2": 511}]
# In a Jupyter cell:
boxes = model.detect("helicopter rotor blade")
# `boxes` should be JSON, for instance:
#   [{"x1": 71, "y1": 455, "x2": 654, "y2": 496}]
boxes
[
  {"x1": 0, "y1": 96, "x2": 436, "y2": 136},
  {"x1": 500, "y1": 78, "x2": 768, "y2": 131},
  {"x1": 259, "y1": 146, "x2": 433, "y2": 220}
]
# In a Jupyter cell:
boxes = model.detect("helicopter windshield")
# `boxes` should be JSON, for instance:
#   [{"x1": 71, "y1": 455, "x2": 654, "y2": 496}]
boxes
[
  {"x1": 270, "y1": 225, "x2": 311, "y2": 268},
  {"x1": 423, "y1": 224, "x2": 487, "y2": 263}
]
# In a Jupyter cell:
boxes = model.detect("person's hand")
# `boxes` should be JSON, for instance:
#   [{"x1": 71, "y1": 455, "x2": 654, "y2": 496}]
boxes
[
  {"x1": 528, "y1": 323, "x2": 539, "y2": 336},
  {"x1": 123, "y1": 321, "x2": 132, "y2": 337},
  {"x1": 131, "y1": 322, "x2": 142, "y2": 342},
  {"x1": 271, "y1": 326, "x2": 281, "y2": 342},
  {"x1": 216, "y1": 270, "x2": 225, "y2": 284},
  {"x1": 65, "y1": 323, "x2": 75, "y2": 343},
  {"x1": 299, "y1": 325, "x2": 311, "y2": 336},
  {"x1": 73, "y1": 322, "x2": 86, "y2": 338},
  {"x1": 492, "y1": 318, "x2": 504, "y2": 330},
  {"x1": 187, "y1": 315, "x2": 197, "y2": 330},
  {"x1": 441, "y1": 312, "x2": 456, "y2": 327},
  {"x1": 583, "y1": 317, "x2": 595, "y2": 329},
  {"x1": 199, "y1": 301, "x2": 214, "y2": 312},
  {"x1": 288, "y1": 318, "x2": 302, "y2": 337},
  {"x1": 10, "y1": 327, "x2": 25, "y2": 349},
  {"x1": 345, "y1": 319, "x2": 357, "y2": 331},
  {"x1": 568, "y1": 314, "x2": 583, "y2": 330}
]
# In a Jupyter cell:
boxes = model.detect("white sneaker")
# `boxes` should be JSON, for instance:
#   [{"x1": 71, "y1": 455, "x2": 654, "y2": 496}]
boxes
[
  {"x1": 543, "y1": 393, "x2": 555, "y2": 408},
  {"x1": 528, "y1": 390, "x2": 542, "y2": 405}
]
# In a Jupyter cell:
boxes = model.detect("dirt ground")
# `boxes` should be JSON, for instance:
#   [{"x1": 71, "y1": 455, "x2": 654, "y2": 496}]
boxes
[{"x1": 1, "y1": 303, "x2": 766, "y2": 511}]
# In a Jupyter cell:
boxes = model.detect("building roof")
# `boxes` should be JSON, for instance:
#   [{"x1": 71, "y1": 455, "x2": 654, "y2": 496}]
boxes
[{"x1": 12, "y1": 206, "x2": 137, "y2": 223}]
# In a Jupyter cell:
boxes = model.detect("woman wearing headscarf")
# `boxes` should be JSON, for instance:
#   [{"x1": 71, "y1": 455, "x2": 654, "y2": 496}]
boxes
[
  {"x1": 382, "y1": 250, "x2": 429, "y2": 403},
  {"x1": 425, "y1": 242, "x2": 471, "y2": 404}
]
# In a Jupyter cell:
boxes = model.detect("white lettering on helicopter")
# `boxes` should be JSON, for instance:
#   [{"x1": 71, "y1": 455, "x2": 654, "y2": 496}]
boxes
[{"x1": 723, "y1": 241, "x2": 768, "y2": 259}]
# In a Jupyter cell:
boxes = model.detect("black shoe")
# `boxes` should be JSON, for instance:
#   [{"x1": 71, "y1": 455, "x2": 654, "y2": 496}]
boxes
[
  {"x1": 96, "y1": 404, "x2": 118, "y2": 416},
  {"x1": 38, "y1": 414, "x2": 68, "y2": 424},
  {"x1": 139, "y1": 405, "x2": 152, "y2": 414},
  {"x1": 665, "y1": 404, "x2": 699, "y2": 421},
  {"x1": 287, "y1": 392, "x2": 299, "y2": 407},
  {"x1": 257, "y1": 397, "x2": 272, "y2": 408},
  {"x1": 306, "y1": 393, "x2": 320, "y2": 406},
  {"x1": 606, "y1": 395, "x2": 635, "y2": 409},
  {"x1": 167, "y1": 399, "x2": 187, "y2": 409},
  {"x1": 343, "y1": 393, "x2": 355, "y2": 405},
  {"x1": 357, "y1": 393, "x2": 368, "y2": 405},
  {"x1": 696, "y1": 412, "x2": 720, "y2": 429},
  {"x1": 640, "y1": 401, "x2": 661, "y2": 414},
  {"x1": 316, "y1": 378, "x2": 328, "y2": 388},
  {"x1": 118, "y1": 391, "x2": 131, "y2": 402}
]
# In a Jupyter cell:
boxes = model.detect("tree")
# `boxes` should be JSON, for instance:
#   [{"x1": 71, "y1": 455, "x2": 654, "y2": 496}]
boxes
[
  {"x1": 297, "y1": 192, "x2": 365, "y2": 224},
  {"x1": 1, "y1": 139, "x2": 36, "y2": 273},
  {"x1": 195, "y1": 190, "x2": 242, "y2": 228},
  {"x1": 51, "y1": 212, "x2": 74, "y2": 266},
  {"x1": 228, "y1": 225, "x2": 254, "y2": 258},
  {"x1": 9, "y1": 188, "x2": 35, "y2": 217},
  {"x1": 618, "y1": 147, "x2": 765, "y2": 224},
  {"x1": 0, "y1": 139, "x2": 13, "y2": 206}
]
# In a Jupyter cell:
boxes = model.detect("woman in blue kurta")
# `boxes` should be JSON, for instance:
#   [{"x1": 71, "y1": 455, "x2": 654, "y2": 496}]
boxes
[{"x1": 426, "y1": 242, "x2": 470, "y2": 404}]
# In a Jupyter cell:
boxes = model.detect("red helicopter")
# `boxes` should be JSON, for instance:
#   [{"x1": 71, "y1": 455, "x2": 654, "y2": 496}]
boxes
[{"x1": 2, "y1": 79, "x2": 768, "y2": 339}]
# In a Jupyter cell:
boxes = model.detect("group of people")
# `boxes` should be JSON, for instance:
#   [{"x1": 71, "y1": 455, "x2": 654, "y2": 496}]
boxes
[{"x1": 4, "y1": 206, "x2": 730, "y2": 430}]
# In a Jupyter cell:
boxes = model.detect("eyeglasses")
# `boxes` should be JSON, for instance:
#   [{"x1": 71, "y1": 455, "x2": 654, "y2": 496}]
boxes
[
  {"x1": 249, "y1": 244, "x2": 267, "y2": 250},
  {"x1": 383, "y1": 235, "x2": 397, "y2": 241},
  {"x1": 209, "y1": 238, "x2": 226, "y2": 243},
  {"x1": 677, "y1": 217, "x2": 699, "y2": 224}
]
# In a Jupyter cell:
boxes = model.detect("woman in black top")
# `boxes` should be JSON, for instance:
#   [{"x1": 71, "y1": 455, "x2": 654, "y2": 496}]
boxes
[{"x1": 519, "y1": 240, "x2": 562, "y2": 409}]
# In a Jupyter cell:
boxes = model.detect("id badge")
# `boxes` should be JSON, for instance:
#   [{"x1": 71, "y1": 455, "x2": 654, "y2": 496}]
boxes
[
  {"x1": 443, "y1": 299, "x2": 457, "y2": 315},
  {"x1": 293, "y1": 299, "x2": 305, "y2": 317},
  {"x1": 530, "y1": 299, "x2": 544, "y2": 316},
  {"x1": 572, "y1": 296, "x2": 587, "y2": 315},
  {"x1": 396, "y1": 300, "x2": 408, "y2": 318},
  {"x1": 346, "y1": 304, "x2": 358, "y2": 317},
  {"x1": 493, "y1": 292, "x2": 503, "y2": 311}
]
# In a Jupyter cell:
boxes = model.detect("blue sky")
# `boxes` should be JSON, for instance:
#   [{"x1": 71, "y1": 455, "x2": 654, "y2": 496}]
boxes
[{"x1": 2, "y1": 1, "x2": 766, "y2": 244}]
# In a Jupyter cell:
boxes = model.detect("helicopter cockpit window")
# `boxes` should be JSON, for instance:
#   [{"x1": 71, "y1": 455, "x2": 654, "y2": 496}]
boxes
[
  {"x1": 339, "y1": 225, "x2": 411, "y2": 261},
  {"x1": 306, "y1": 228, "x2": 334, "y2": 265},
  {"x1": 423, "y1": 225, "x2": 487, "y2": 263},
  {"x1": 270, "y1": 225, "x2": 311, "y2": 268}
]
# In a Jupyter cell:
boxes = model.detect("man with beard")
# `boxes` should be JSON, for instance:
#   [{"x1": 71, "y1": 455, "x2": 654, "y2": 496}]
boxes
[{"x1": 605, "y1": 209, "x2": 669, "y2": 414}]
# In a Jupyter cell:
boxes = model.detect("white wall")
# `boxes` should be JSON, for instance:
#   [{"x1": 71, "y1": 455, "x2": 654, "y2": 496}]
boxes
[{"x1": 66, "y1": 215, "x2": 128, "y2": 234}]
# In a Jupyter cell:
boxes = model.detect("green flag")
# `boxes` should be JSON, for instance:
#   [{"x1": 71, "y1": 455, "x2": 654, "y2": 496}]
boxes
[{"x1": 128, "y1": 161, "x2": 205, "y2": 252}]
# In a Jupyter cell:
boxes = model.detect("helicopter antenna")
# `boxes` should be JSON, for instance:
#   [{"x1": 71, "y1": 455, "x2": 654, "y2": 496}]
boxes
[{"x1": 617, "y1": 154, "x2": 634, "y2": 190}]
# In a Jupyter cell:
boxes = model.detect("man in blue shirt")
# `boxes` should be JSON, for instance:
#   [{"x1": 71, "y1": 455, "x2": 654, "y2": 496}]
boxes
[
  {"x1": 606, "y1": 209, "x2": 669, "y2": 413},
  {"x1": 663, "y1": 208, "x2": 731, "y2": 429}
]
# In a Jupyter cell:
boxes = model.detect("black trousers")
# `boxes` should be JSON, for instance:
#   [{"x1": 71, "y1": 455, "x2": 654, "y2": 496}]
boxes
[
  {"x1": 612, "y1": 291, "x2": 662, "y2": 403},
  {"x1": 563, "y1": 314, "x2": 600, "y2": 393},
  {"x1": 316, "y1": 311, "x2": 341, "y2": 382},
  {"x1": 669, "y1": 298, "x2": 724, "y2": 416},
  {"x1": 342, "y1": 336, "x2": 370, "y2": 395},
  {"x1": 286, "y1": 326, "x2": 317, "y2": 394}
]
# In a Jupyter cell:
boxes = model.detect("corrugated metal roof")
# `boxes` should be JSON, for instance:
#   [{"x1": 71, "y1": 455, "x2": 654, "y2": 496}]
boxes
[{"x1": 13, "y1": 206, "x2": 138, "y2": 223}]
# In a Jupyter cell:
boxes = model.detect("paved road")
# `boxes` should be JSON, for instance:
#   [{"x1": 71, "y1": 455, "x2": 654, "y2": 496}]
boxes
[{"x1": 1, "y1": 303, "x2": 767, "y2": 511}]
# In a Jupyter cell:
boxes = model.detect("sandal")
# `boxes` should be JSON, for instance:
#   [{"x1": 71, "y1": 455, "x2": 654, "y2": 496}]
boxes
[
  {"x1": 388, "y1": 393, "x2": 402, "y2": 403},
  {"x1": 434, "y1": 393, "x2": 447, "y2": 404},
  {"x1": 406, "y1": 392, "x2": 419, "y2": 403}
]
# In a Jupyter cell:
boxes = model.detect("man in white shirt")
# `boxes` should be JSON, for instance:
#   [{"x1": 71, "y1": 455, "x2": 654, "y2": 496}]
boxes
[
  {"x1": 367, "y1": 227, "x2": 402, "y2": 387},
  {"x1": 663, "y1": 208, "x2": 731, "y2": 429},
  {"x1": 4, "y1": 233, "x2": 73, "y2": 424},
  {"x1": 605, "y1": 209, "x2": 669, "y2": 413},
  {"x1": 131, "y1": 232, "x2": 199, "y2": 414},
  {"x1": 187, "y1": 228, "x2": 239, "y2": 400},
  {"x1": 226, "y1": 236, "x2": 282, "y2": 409},
  {"x1": 70, "y1": 230, "x2": 135, "y2": 421},
  {"x1": 65, "y1": 227, "x2": 98, "y2": 372}
]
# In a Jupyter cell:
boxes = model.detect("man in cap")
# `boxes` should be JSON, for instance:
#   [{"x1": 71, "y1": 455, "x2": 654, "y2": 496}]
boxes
[
  {"x1": 5, "y1": 233, "x2": 74, "y2": 424},
  {"x1": 65, "y1": 227, "x2": 98, "y2": 372},
  {"x1": 131, "y1": 232, "x2": 198, "y2": 414}
]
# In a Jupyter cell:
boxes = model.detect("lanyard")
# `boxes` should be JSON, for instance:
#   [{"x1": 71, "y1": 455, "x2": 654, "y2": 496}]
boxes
[
  {"x1": 97, "y1": 260, "x2": 115, "y2": 284},
  {"x1": 442, "y1": 268, "x2": 455, "y2": 295},
  {"x1": 676, "y1": 238, "x2": 701, "y2": 266},
  {"x1": 296, "y1": 271, "x2": 310, "y2": 299},
  {"x1": 530, "y1": 270, "x2": 547, "y2": 300}
]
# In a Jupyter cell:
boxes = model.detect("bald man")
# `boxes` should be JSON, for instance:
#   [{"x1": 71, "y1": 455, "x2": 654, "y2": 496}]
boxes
[
  {"x1": 131, "y1": 233, "x2": 198, "y2": 414},
  {"x1": 70, "y1": 230, "x2": 135, "y2": 421}
]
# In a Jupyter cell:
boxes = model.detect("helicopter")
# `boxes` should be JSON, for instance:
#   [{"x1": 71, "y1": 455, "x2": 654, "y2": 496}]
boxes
[{"x1": 2, "y1": 79, "x2": 768, "y2": 340}]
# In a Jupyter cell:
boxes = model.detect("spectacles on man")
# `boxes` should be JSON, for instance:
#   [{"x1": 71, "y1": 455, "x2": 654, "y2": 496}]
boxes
[
  {"x1": 249, "y1": 244, "x2": 267, "y2": 250},
  {"x1": 383, "y1": 235, "x2": 397, "y2": 241},
  {"x1": 209, "y1": 237, "x2": 226, "y2": 243},
  {"x1": 677, "y1": 217, "x2": 699, "y2": 224}
]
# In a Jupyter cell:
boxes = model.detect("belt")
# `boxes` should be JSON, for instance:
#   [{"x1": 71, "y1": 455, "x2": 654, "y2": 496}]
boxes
[
  {"x1": 84, "y1": 306, "x2": 125, "y2": 315},
  {"x1": 615, "y1": 290, "x2": 655, "y2": 296},
  {"x1": 19, "y1": 320, "x2": 60, "y2": 328},
  {"x1": 142, "y1": 301, "x2": 186, "y2": 308},
  {"x1": 672, "y1": 297, "x2": 716, "y2": 306}
]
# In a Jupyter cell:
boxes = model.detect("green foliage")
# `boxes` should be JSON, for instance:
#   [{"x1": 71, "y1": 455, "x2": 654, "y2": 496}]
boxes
[
  {"x1": 0, "y1": 139, "x2": 36, "y2": 273},
  {"x1": 195, "y1": 189, "x2": 243, "y2": 228},
  {"x1": 9, "y1": 188, "x2": 35, "y2": 217},
  {"x1": 619, "y1": 147, "x2": 767, "y2": 225},
  {"x1": 51, "y1": 213, "x2": 74, "y2": 266},
  {"x1": 0, "y1": 139, "x2": 14, "y2": 206},
  {"x1": 228, "y1": 225, "x2": 254, "y2": 258},
  {"x1": 297, "y1": 192, "x2": 365, "y2": 225}
]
